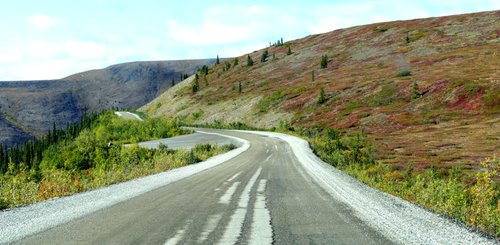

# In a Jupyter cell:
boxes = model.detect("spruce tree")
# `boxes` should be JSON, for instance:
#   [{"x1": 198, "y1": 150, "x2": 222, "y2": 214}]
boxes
[
  {"x1": 171, "y1": 79, "x2": 175, "y2": 87},
  {"x1": 287, "y1": 47, "x2": 292, "y2": 55},
  {"x1": 320, "y1": 55, "x2": 328, "y2": 68},
  {"x1": 261, "y1": 49, "x2": 269, "y2": 62},
  {"x1": 0, "y1": 145, "x2": 5, "y2": 174},
  {"x1": 317, "y1": 88, "x2": 326, "y2": 104},
  {"x1": 216, "y1": 55, "x2": 220, "y2": 64},
  {"x1": 192, "y1": 74, "x2": 200, "y2": 93},
  {"x1": 247, "y1": 54, "x2": 254, "y2": 66},
  {"x1": 412, "y1": 82, "x2": 421, "y2": 99}
]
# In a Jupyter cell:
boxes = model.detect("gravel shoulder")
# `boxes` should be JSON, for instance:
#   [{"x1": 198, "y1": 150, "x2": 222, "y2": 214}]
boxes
[{"x1": 0, "y1": 131, "x2": 249, "y2": 244}]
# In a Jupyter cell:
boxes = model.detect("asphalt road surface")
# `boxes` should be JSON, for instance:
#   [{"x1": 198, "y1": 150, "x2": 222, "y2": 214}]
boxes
[
  {"x1": 7, "y1": 129, "x2": 495, "y2": 244},
  {"x1": 134, "y1": 132, "x2": 240, "y2": 150}
]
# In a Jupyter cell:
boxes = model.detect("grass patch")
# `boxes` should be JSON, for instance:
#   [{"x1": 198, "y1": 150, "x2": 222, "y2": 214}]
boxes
[
  {"x1": 256, "y1": 90, "x2": 285, "y2": 112},
  {"x1": 366, "y1": 83, "x2": 398, "y2": 106}
]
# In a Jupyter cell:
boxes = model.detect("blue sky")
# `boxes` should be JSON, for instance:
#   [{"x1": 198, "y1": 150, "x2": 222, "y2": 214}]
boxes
[{"x1": 0, "y1": 0, "x2": 497, "y2": 80}]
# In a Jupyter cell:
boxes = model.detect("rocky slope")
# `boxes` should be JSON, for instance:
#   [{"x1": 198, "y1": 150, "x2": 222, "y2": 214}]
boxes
[
  {"x1": 141, "y1": 11, "x2": 499, "y2": 171},
  {"x1": 0, "y1": 59, "x2": 215, "y2": 146}
]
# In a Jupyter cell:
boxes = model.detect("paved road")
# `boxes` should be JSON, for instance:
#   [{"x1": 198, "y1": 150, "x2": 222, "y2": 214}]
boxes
[
  {"x1": 16, "y1": 129, "x2": 392, "y2": 244},
  {"x1": 11, "y1": 129, "x2": 495, "y2": 244},
  {"x1": 114, "y1": 111, "x2": 143, "y2": 121},
  {"x1": 135, "y1": 132, "x2": 241, "y2": 150}
]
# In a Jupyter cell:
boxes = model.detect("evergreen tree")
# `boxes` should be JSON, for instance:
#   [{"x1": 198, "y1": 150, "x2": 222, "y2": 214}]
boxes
[
  {"x1": 261, "y1": 49, "x2": 269, "y2": 62},
  {"x1": 312, "y1": 70, "x2": 315, "y2": 81},
  {"x1": 0, "y1": 145, "x2": 5, "y2": 174},
  {"x1": 320, "y1": 55, "x2": 328, "y2": 68},
  {"x1": 287, "y1": 47, "x2": 292, "y2": 55},
  {"x1": 272, "y1": 53, "x2": 276, "y2": 60},
  {"x1": 238, "y1": 81, "x2": 242, "y2": 93},
  {"x1": 192, "y1": 74, "x2": 200, "y2": 93},
  {"x1": 233, "y1": 57, "x2": 238, "y2": 66},
  {"x1": 171, "y1": 79, "x2": 175, "y2": 87},
  {"x1": 204, "y1": 77, "x2": 208, "y2": 86},
  {"x1": 280, "y1": 37, "x2": 284, "y2": 45},
  {"x1": 317, "y1": 88, "x2": 326, "y2": 104},
  {"x1": 412, "y1": 82, "x2": 421, "y2": 99},
  {"x1": 216, "y1": 55, "x2": 220, "y2": 64},
  {"x1": 247, "y1": 54, "x2": 254, "y2": 66}
]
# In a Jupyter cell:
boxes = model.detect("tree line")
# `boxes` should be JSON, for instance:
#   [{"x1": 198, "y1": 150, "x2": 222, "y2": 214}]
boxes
[{"x1": 0, "y1": 112, "x2": 100, "y2": 174}]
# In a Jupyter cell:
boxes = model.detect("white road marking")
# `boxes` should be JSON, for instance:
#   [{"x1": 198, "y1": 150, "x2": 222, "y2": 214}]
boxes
[
  {"x1": 264, "y1": 154, "x2": 272, "y2": 162},
  {"x1": 218, "y1": 167, "x2": 262, "y2": 245},
  {"x1": 250, "y1": 179, "x2": 272, "y2": 245},
  {"x1": 164, "y1": 223, "x2": 189, "y2": 245},
  {"x1": 197, "y1": 214, "x2": 223, "y2": 243},
  {"x1": 218, "y1": 182, "x2": 240, "y2": 204},
  {"x1": 227, "y1": 172, "x2": 241, "y2": 182}
]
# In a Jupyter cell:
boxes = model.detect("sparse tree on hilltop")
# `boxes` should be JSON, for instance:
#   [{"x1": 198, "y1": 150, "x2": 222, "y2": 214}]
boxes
[
  {"x1": 216, "y1": 55, "x2": 220, "y2": 64},
  {"x1": 247, "y1": 54, "x2": 254, "y2": 66},
  {"x1": 233, "y1": 57, "x2": 238, "y2": 66},
  {"x1": 261, "y1": 49, "x2": 269, "y2": 62},
  {"x1": 287, "y1": 47, "x2": 292, "y2": 55},
  {"x1": 192, "y1": 74, "x2": 200, "y2": 93}
]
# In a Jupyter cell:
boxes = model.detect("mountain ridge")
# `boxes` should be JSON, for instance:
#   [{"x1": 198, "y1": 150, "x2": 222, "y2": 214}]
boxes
[{"x1": 0, "y1": 59, "x2": 216, "y2": 147}]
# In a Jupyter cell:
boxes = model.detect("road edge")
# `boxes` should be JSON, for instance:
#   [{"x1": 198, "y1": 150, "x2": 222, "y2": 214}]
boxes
[
  {"x1": 239, "y1": 130, "x2": 496, "y2": 245},
  {"x1": 0, "y1": 133, "x2": 249, "y2": 243}
]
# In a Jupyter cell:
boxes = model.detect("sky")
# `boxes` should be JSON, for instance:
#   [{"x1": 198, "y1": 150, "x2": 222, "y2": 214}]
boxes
[{"x1": 0, "y1": 0, "x2": 498, "y2": 81}]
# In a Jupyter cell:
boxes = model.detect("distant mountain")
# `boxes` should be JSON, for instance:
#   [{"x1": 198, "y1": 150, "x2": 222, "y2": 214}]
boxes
[
  {"x1": 141, "y1": 10, "x2": 499, "y2": 170},
  {"x1": 0, "y1": 59, "x2": 216, "y2": 147}
]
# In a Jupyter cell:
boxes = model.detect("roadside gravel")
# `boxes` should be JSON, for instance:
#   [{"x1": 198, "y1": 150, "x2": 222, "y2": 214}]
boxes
[
  {"x1": 0, "y1": 132, "x2": 249, "y2": 244},
  {"x1": 245, "y1": 130, "x2": 497, "y2": 245}
]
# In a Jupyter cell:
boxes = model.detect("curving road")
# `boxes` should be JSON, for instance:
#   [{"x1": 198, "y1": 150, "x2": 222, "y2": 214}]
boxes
[{"x1": 3, "y1": 129, "x2": 495, "y2": 244}]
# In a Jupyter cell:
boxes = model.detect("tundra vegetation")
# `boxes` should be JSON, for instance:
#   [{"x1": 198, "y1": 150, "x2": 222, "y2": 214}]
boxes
[{"x1": 0, "y1": 112, "x2": 234, "y2": 209}]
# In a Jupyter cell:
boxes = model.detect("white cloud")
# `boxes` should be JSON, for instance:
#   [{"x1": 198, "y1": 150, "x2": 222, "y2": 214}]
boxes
[
  {"x1": 166, "y1": 5, "x2": 271, "y2": 46},
  {"x1": 29, "y1": 14, "x2": 59, "y2": 31},
  {"x1": 64, "y1": 40, "x2": 107, "y2": 59},
  {"x1": 26, "y1": 40, "x2": 60, "y2": 58}
]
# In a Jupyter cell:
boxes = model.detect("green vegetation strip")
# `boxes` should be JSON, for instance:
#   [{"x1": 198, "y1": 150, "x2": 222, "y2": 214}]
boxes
[{"x1": 0, "y1": 112, "x2": 235, "y2": 209}]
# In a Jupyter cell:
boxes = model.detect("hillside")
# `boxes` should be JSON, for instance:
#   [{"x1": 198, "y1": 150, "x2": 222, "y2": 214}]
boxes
[
  {"x1": 0, "y1": 59, "x2": 215, "y2": 146},
  {"x1": 141, "y1": 10, "x2": 499, "y2": 171}
]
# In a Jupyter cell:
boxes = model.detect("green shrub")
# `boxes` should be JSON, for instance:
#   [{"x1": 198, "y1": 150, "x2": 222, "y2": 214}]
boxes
[{"x1": 397, "y1": 70, "x2": 412, "y2": 77}]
